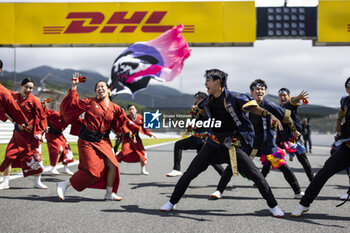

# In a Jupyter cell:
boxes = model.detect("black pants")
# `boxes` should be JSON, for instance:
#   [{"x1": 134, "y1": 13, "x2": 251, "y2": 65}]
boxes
[
  {"x1": 216, "y1": 157, "x2": 302, "y2": 195},
  {"x1": 300, "y1": 143, "x2": 350, "y2": 207},
  {"x1": 295, "y1": 152, "x2": 314, "y2": 182},
  {"x1": 261, "y1": 163, "x2": 301, "y2": 195},
  {"x1": 170, "y1": 142, "x2": 278, "y2": 208},
  {"x1": 173, "y1": 136, "x2": 224, "y2": 175},
  {"x1": 303, "y1": 135, "x2": 312, "y2": 152}
]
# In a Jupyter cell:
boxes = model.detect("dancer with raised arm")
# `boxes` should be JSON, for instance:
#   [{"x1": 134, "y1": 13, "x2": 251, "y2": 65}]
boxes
[
  {"x1": 160, "y1": 69, "x2": 284, "y2": 217},
  {"x1": 57, "y1": 73, "x2": 139, "y2": 201}
]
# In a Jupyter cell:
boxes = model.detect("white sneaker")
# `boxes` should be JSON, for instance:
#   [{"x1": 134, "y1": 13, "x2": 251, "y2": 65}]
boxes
[
  {"x1": 269, "y1": 205, "x2": 284, "y2": 218},
  {"x1": 160, "y1": 201, "x2": 176, "y2": 212},
  {"x1": 166, "y1": 170, "x2": 182, "y2": 177},
  {"x1": 294, "y1": 191, "x2": 305, "y2": 199},
  {"x1": 340, "y1": 193, "x2": 350, "y2": 200},
  {"x1": 0, "y1": 181, "x2": 10, "y2": 190},
  {"x1": 291, "y1": 204, "x2": 309, "y2": 217},
  {"x1": 57, "y1": 181, "x2": 67, "y2": 201},
  {"x1": 104, "y1": 192, "x2": 122, "y2": 201},
  {"x1": 50, "y1": 167, "x2": 60, "y2": 175},
  {"x1": 63, "y1": 167, "x2": 74, "y2": 176},
  {"x1": 210, "y1": 190, "x2": 222, "y2": 200}
]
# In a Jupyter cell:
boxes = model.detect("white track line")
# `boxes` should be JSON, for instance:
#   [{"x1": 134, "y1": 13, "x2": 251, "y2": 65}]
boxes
[{"x1": 3, "y1": 140, "x2": 176, "y2": 181}]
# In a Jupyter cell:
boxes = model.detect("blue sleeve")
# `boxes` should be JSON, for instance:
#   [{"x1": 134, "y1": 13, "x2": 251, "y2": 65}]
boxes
[
  {"x1": 236, "y1": 93, "x2": 251, "y2": 108},
  {"x1": 263, "y1": 99, "x2": 285, "y2": 121},
  {"x1": 340, "y1": 96, "x2": 348, "y2": 111},
  {"x1": 285, "y1": 101, "x2": 298, "y2": 111},
  {"x1": 198, "y1": 96, "x2": 208, "y2": 109},
  {"x1": 230, "y1": 92, "x2": 259, "y2": 112}
]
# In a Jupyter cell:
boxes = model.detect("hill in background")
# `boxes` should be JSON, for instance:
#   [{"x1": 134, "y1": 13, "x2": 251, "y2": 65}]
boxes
[{"x1": 1, "y1": 65, "x2": 338, "y2": 132}]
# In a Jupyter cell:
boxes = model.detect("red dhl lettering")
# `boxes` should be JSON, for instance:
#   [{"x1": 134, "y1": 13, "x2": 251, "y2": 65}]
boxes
[{"x1": 43, "y1": 11, "x2": 195, "y2": 34}]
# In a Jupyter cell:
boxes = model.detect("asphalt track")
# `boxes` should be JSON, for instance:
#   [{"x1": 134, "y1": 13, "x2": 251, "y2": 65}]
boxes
[{"x1": 0, "y1": 142, "x2": 349, "y2": 233}]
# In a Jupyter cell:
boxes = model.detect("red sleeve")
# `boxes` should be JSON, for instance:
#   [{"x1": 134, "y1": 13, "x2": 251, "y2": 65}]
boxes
[
  {"x1": 69, "y1": 118, "x2": 83, "y2": 136},
  {"x1": 60, "y1": 89, "x2": 90, "y2": 124},
  {"x1": 44, "y1": 108, "x2": 59, "y2": 119},
  {"x1": 111, "y1": 105, "x2": 139, "y2": 134},
  {"x1": 0, "y1": 107, "x2": 7, "y2": 122},
  {"x1": 32, "y1": 96, "x2": 47, "y2": 136},
  {"x1": 0, "y1": 86, "x2": 28, "y2": 124}
]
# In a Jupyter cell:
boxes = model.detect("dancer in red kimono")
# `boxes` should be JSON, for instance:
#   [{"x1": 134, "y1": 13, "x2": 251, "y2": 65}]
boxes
[
  {"x1": 42, "y1": 101, "x2": 74, "y2": 176},
  {"x1": 0, "y1": 59, "x2": 28, "y2": 125},
  {"x1": 0, "y1": 60, "x2": 29, "y2": 189},
  {"x1": 57, "y1": 73, "x2": 139, "y2": 201},
  {"x1": 116, "y1": 105, "x2": 156, "y2": 175},
  {"x1": 0, "y1": 77, "x2": 48, "y2": 190}
]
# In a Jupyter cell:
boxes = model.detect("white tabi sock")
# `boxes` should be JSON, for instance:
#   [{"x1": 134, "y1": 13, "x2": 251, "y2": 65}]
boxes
[
  {"x1": 63, "y1": 180, "x2": 71, "y2": 188},
  {"x1": 104, "y1": 187, "x2": 122, "y2": 201},
  {"x1": 63, "y1": 165, "x2": 74, "y2": 175},
  {"x1": 50, "y1": 166, "x2": 60, "y2": 175},
  {"x1": 57, "y1": 180, "x2": 71, "y2": 200},
  {"x1": 34, "y1": 175, "x2": 48, "y2": 189},
  {"x1": 35, "y1": 175, "x2": 41, "y2": 183},
  {"x1": 141, "y1": 165, "x2": 149, "y2": 175},
  {"x1": 3, "y1": 176, "x2": 10, "y2": 183},
  {"x1": 0, "y1": 176, "x2": 10, "y2": 189}
]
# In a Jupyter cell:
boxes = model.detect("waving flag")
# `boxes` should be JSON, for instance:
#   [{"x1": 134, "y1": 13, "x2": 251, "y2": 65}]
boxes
[{"x1": 109, "y1": 24, "x2": 191, "y2": 96}]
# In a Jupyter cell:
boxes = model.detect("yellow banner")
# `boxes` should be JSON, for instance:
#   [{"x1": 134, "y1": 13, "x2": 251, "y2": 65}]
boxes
[
  {"x1": 318, "y1": 0, "x2": 350, "y2": 42},
  {"x1": 0, "y1": 1, "x2": 255, "y2": 46}
]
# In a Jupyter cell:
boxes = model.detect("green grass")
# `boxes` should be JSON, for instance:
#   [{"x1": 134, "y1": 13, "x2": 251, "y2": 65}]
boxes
[{"x1": 0, "y1": 138, "x2": 176, "y2": 173}]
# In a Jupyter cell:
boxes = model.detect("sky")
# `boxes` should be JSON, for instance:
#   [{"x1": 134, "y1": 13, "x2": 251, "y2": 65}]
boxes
[{"x1": 1, "y1": 0, "x2": 348, "y2": 108}]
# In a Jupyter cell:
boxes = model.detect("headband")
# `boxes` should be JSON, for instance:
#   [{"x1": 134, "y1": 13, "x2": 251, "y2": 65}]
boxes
[
  {"x1": 251, "y1": 83, "x2": 266, "y2": 90},
  {"x1": 278, "y1": 90, "x2": 289, "y2": 95}
]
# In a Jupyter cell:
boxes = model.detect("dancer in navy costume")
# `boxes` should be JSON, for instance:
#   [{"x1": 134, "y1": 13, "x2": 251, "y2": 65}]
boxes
[
  {"x1": 291, "y1": 77, "x2": 350, "y2": 217},
  {"x1": 160, "y1": 69, "x2": 285, "y2": 217}
]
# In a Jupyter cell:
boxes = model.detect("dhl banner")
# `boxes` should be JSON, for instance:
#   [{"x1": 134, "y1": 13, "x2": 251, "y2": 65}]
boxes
[
  {"x1": 318, "y1": 0, "x2": 350, "y2": 42},
  {"x1": 0, "y1": 1, "x2": 255, "y2": 46}
]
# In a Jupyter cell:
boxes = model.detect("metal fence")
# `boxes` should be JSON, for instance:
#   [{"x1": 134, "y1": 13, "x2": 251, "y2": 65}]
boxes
[{"x1": 0, "y1": 121, "x2": 78, "y2": 144}]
